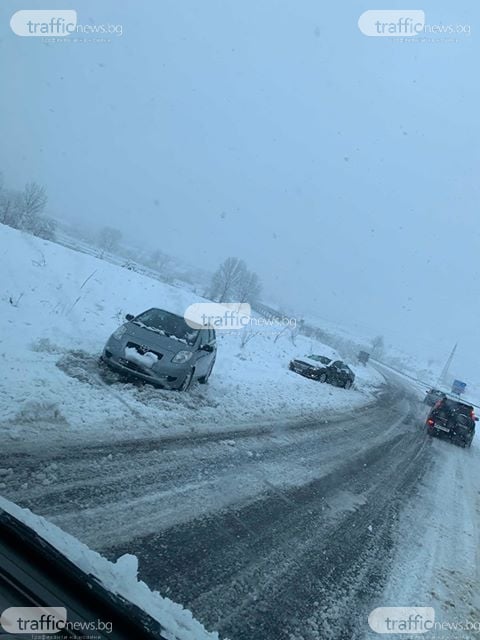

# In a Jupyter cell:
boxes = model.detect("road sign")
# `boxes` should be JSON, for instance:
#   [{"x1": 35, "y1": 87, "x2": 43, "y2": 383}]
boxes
[{"x1": 451, "y1": 379, "x2": 467, "y2": 395}]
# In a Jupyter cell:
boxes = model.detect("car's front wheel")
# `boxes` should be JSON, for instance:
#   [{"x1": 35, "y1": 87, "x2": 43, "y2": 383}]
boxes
[
  {"x1": 318, "y1": 372, "x2": 327, "y2": 383},
  {"x1": 199, "y1": 358, "x2": 215, "y2": 384},
  {"x1": 180, "y1": 367, "x2": 195, "y2": 391},
  {"x1": 344, "y1": 379, "x2": 353, "y2": 390}
]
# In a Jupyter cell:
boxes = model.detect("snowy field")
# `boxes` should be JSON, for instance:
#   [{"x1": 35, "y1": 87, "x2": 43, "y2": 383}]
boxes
[{"x1": 0, "y1": 225, "x2": 384, "y2": 446}]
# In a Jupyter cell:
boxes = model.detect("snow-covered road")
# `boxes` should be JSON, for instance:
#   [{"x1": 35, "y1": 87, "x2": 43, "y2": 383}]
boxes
[{"x1": 4, "y1": 374, "x2": 478, "y2": 640}]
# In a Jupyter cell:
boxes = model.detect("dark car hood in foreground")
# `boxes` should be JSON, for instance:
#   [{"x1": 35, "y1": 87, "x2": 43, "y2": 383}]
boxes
[{"x1": 0, "y1": 508, "x2": 167, "y2": 639}]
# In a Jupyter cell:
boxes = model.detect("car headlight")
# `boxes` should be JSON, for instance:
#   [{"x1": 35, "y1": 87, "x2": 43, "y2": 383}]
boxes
[
  {"x1": 112, "y1": 325, "x2": 127, "y2": 340},
  {"x1": 172, "y1": 350, "x2": 193, "y2": 364}
]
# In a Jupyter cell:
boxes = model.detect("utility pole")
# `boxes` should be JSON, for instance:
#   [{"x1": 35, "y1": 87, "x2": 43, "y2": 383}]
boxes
[{"x1": 438, "y1": 343, "x2": 457, "y2": 387}]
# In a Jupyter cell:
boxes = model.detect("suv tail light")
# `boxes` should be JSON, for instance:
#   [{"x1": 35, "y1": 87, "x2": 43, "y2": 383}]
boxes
[{"x1": 427, "y1": 418, "x2": 434, "y2": 426}]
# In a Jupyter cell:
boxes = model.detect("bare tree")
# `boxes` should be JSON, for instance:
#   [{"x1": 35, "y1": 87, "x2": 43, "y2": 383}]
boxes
[
  {"x1": 31, "y1": 215, "x2": 56, "y2": 240},
  {"x1": 209, "y1": 257, "x2": 247, "y2": 302},
  {"x1": 240, "y1": 327, "x2": 260, "y2": 349},
  {"x1": 149, "y1": 249, "x2": 172, "y2": 275},
  {"x1": 20, "y1": 182, "x2": 56, "y2": 239},
  {"x1": 98, "y1": 226, "x2": 122, "y2": 253},
  {"x1": 22, "y1": 182, "x2": 47, "y2": 220},
  {"x1": 371, "y1": 335, "x2": 385, "y2": 358},
  {"x1": 236, "y1": 270, "x2": 262, "y2": 304},
  {"x1": 0, "y1": 179, "x2": 55, "y2": 240},
  {"x1": 289, "y1": 324, "x2": 300, "y2": 347},
  {"x1": 0, "y1": 188, "x2": 23, "y2": 228},
  {"x1": 273, "y1": 325, "x2": 289, "y2": 344}
]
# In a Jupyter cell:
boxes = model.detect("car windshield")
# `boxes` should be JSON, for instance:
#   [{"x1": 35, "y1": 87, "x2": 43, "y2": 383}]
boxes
[
  {"x1": 134, "y1": 308, "x2": 199, "y2": 346},
  {"x1": 2, "y1": 4, "x2": 479, "y2": 640},
  {"x1": 307, "y1": 354, "x2": 331, "y2": 364}
]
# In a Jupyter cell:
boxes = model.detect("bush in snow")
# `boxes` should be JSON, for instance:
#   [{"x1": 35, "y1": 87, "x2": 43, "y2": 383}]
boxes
[{"x1": 98, "y1": 226, "x2": 122, "y2": 253}]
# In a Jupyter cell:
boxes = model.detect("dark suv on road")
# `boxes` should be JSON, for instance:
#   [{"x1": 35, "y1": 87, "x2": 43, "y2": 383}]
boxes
[
  {"x1": 426, "y1": 397, "x2": 476, "y2": 447},
  {"x1": 102, "y1": 308, "x2": 217, "y2": 390}
]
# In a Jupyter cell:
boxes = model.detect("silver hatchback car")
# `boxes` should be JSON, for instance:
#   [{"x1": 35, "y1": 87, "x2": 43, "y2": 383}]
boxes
[{"x1": 101, "y1": 308, "x2": 217, "y2": 390}]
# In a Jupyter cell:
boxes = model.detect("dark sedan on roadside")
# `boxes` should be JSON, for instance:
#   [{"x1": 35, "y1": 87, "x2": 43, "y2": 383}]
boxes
[{"x1": 289, "y1": 354, "x2": 355, "y2": 389}]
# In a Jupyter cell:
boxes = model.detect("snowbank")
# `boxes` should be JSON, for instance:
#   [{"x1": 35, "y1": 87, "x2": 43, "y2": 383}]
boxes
[
  {"x1": 0, "y1": 497, "x2": 219, "y2": 640},
  {"x1": 0, "y1": 225, "x2": 384, "y2": 444},
  {"x1": 368, "y1": 435, "x2": 480, "y2": 636}
]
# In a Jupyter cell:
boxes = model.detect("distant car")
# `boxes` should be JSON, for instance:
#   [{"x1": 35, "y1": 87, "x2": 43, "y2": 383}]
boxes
[
  {"x1": 426, "y1": 397, "x2": 477, "y2": 447},
  {"x1": 357, "y1": 350, "x2": 370, "y2": 365},
  {"x1": 423, "y1": 388, "x2": 445, "y2": 406},
  {"x1": 101, "y1": 308, "x2": 216, "y2": 390},
  {"x1": 289, "y1": 355, "x2": 355, "y2": 389}
]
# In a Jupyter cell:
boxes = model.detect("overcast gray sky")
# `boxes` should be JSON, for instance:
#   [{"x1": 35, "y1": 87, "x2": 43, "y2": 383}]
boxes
[{"x1": 1, "y1": 1, "x2": 479, "y2": 377}]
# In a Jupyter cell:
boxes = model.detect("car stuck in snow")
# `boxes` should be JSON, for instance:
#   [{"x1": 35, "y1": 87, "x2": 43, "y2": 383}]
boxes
[
  {"x1": 101, "y1": 307, "x2": 217, "y2": 391},
  {"x1": 288, "y1": 354, "x2": 355, "y2": 389}
]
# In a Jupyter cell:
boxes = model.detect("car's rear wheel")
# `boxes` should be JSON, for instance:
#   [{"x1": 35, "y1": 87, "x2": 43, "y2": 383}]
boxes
[
  {"x1": 180, "y1": 367, "x2": 195, "y2": 391},
  {"x1": 344, "y1": 380, "x2": 353, "y2": 389},
  {"x1": 318, "y1": 373, "x2": 327, "y2": 383}
]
